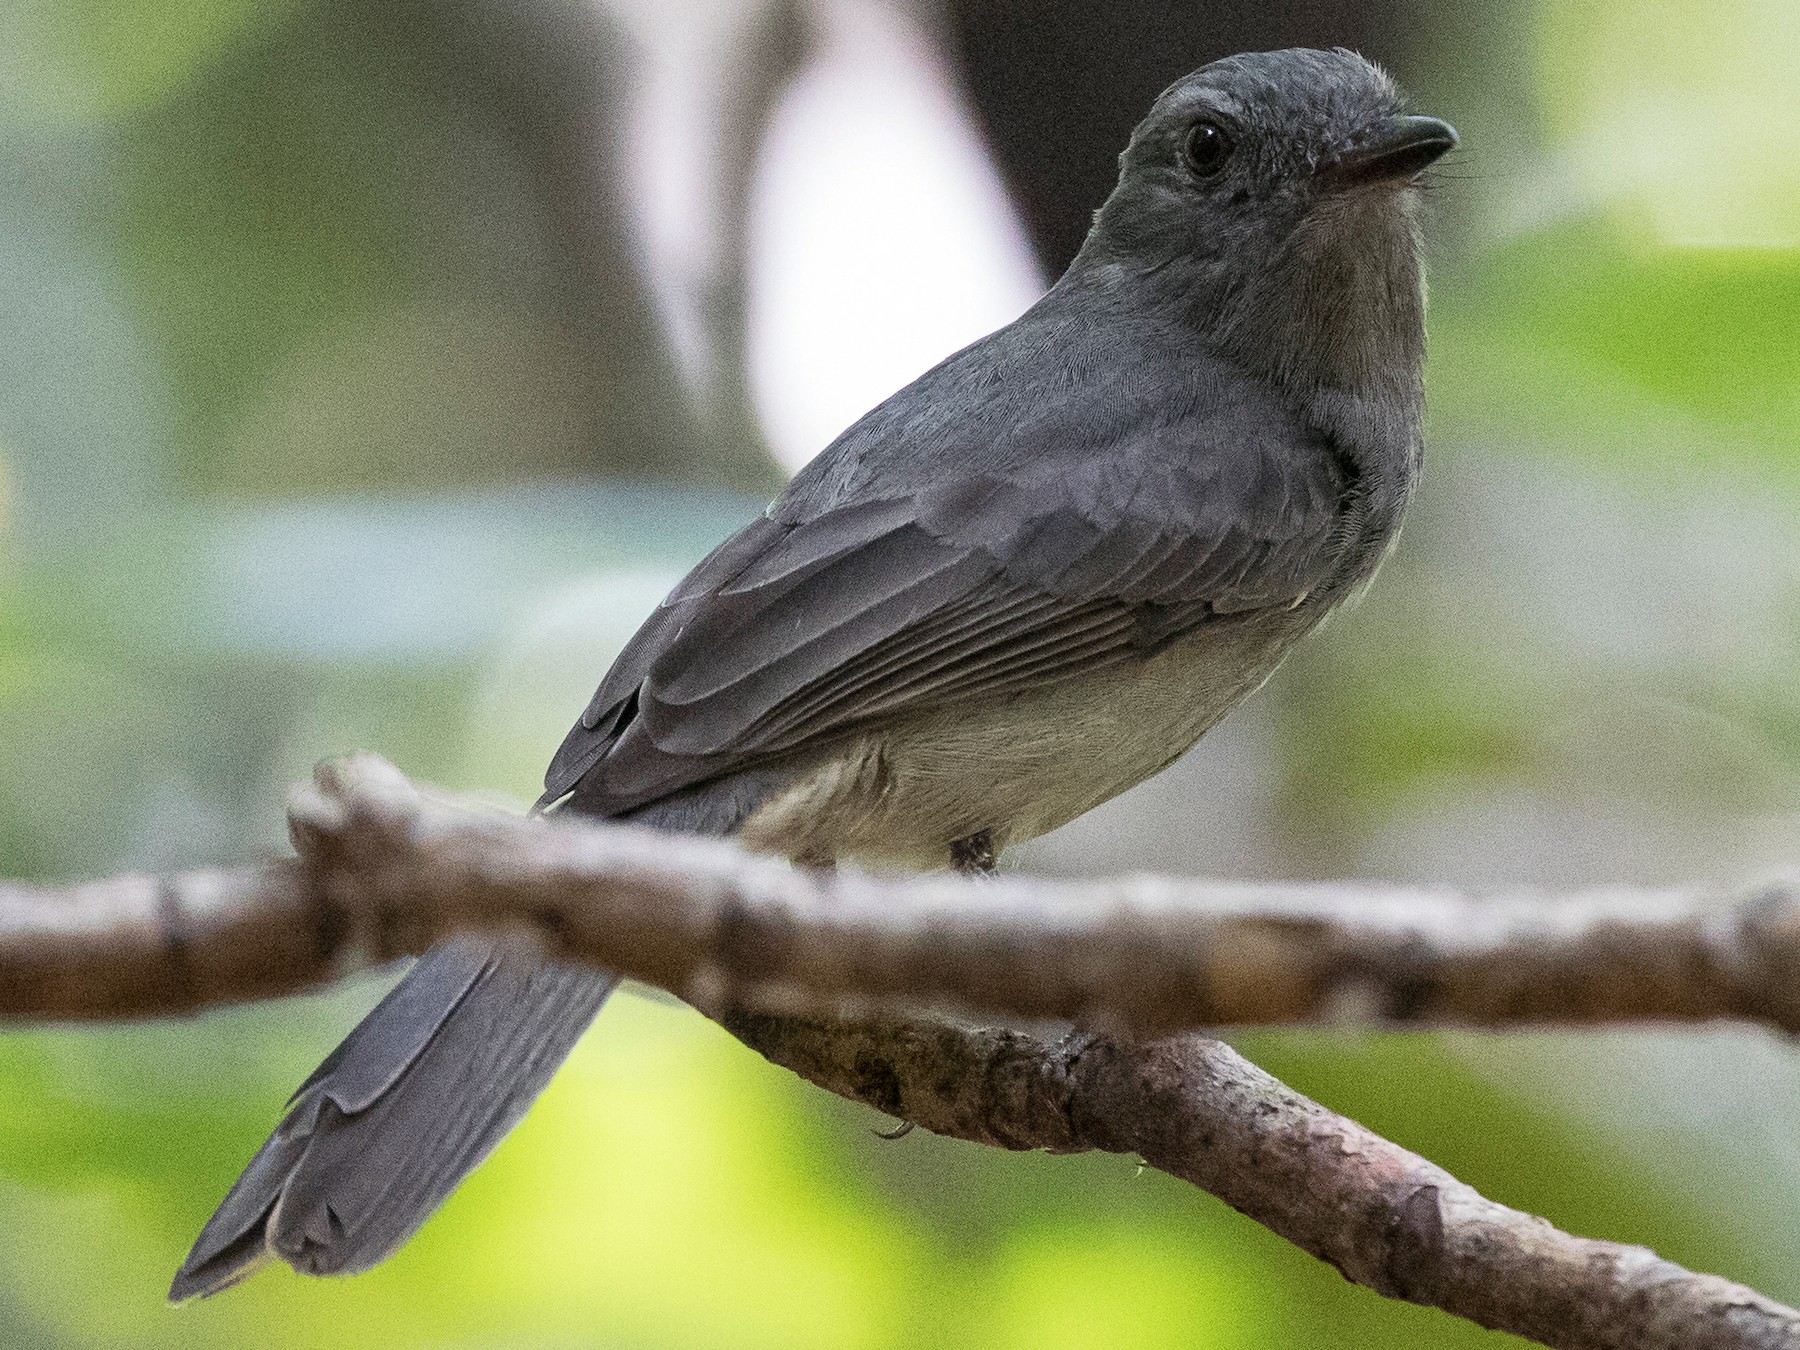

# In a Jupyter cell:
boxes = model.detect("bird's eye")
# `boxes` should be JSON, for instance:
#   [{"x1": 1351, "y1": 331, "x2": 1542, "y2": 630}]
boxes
[{"x1": 1183, "y1": 120, "x2": 1235, "y2": 177}]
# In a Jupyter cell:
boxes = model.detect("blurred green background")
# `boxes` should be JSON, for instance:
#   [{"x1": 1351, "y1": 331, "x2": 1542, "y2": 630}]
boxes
[{"x1": 6, "y1": 0, "x2": 1800, "y2": 1345}]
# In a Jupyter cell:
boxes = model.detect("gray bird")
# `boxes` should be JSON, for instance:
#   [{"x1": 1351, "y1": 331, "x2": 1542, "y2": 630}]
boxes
[{"x1": 173, "y1": 47, "x2": 1455, "y2": 1297}]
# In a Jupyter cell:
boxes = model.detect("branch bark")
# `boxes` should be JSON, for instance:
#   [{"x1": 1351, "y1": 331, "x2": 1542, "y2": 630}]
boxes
[
  {"x1": 4, "y1": 753, "x2": 1798, "y2": 1349},
  {"x1": 10, "y1": 753, "x2": 1800, "y2": 1037},
  {"x1": 722, "y1": 1011, "x2": 1800, "y2": 1350},
  {"x1": 0, "y1": 861, "x2": 334, "y2": 1021}
]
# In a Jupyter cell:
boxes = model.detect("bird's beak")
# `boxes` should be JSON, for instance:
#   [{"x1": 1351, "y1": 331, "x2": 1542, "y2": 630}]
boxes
[{"x1": 1320, "y1": 115, "x2": 1458, "y2": 188}]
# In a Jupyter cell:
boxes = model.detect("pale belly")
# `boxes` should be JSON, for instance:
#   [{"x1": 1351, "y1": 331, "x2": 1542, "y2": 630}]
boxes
[{"x1": 737, "y1": 612, "x2": 1302, "y2": 869}]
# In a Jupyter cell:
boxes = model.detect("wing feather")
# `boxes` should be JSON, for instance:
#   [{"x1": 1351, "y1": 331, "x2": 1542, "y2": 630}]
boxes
[{"x1": 543, "y1": 444, "x2": 1350, "y2": 815}]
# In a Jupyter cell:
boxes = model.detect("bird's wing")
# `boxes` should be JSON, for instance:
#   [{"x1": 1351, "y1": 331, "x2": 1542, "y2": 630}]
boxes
[{"x1": 542, "y1": 446, "x2": 1348, "y2": 816}]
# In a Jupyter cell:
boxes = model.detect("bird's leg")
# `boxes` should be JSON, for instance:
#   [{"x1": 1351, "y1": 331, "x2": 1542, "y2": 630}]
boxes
[
  {"x1": 869, "y1": 830, "x2": 995, "y2": 1144},
  {"x1": 950, "y1": 829, "x2": 997, "y2": 875}
]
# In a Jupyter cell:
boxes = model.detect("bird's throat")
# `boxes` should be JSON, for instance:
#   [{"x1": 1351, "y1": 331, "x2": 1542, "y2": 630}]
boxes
[{"x1": 1222, "y1": 194, "x2": 1427, "y2": 409}]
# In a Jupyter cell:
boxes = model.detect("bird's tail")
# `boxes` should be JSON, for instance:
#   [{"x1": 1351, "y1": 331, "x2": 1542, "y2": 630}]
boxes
[{"x1": 170, "y1": 936, "x2": 617, "y2": 1300}]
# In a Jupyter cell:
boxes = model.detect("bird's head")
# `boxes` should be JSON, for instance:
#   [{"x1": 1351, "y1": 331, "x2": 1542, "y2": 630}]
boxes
[{"x1": 1079, "y1": 48, "x2": 1456, "y2": 405}]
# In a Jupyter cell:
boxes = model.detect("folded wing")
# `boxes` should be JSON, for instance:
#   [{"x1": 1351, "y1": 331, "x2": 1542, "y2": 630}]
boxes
[{"x1": 542, "y1": 445, "x2": 1348, "y2": 818}]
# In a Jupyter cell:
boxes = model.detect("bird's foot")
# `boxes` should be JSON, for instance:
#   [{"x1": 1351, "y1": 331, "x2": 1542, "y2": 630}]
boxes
[{"x1": 950, "y1": 829, "x2": 996, "y2": 875}]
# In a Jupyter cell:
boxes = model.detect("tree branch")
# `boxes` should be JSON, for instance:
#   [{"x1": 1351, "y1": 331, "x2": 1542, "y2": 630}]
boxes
[
  {"x1": 10, "y1": 753, "x2": 1800, "y2": 1036},
  {"x1": 0, "y1": 860, "x2": 335, "y2": 1021},
  {"x1": 721, "y1": 1010, "x2": 1800, "y2": 1350},
  {"x1": 4, "y1": 754, "x2": 1798, "y2": 1348}
]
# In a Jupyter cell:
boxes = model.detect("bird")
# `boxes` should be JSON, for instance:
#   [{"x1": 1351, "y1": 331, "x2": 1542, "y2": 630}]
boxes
[{"x1": 172, "y1": 46, "x2": 1456, "y2": 1298}]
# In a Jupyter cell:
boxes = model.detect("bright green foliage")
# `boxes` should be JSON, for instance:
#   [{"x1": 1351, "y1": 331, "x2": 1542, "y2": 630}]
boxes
[{"x1": 1, "y1": 0, "x2": 292, "y2": 123}]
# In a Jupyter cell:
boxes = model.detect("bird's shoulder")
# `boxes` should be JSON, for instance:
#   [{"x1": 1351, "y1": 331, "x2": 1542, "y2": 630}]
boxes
[
  {"x1": 779, "y1": 300, "x2": 1332, "y2": 520},
  {"x1": 767, "y1": 305, "x2": 1353, "y2": 612}
]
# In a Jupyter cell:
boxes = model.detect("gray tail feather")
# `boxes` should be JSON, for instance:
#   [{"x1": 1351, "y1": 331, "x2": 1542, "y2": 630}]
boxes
[{"x1": 170, "y1": 936, "x2": 618, "y2": 1300}]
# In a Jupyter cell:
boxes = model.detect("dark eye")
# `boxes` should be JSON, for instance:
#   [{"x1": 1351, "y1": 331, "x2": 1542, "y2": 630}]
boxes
[{"x1": 1183, "y1": 120, "x2": 1235, "y2": 177}]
